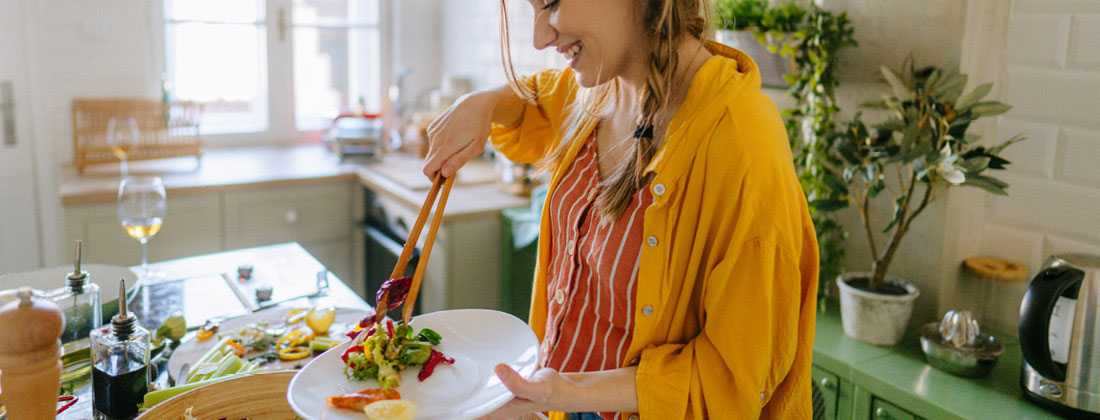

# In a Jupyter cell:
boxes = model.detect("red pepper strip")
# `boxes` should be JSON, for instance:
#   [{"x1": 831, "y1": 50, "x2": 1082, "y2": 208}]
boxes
[
  {"x1": 346, "y1": 329, "x2": 363, "y2": 340},
  {"x1": 386, "y1": 320, "x2": 395, "y2": 338},
  {"x1": 417, "y1": 349, "x2": 455, "y2": 381},
  {"x1": 341, "y1": 345, "x2": 361, "y2": 364},
  {"x1": 57, "y1": 396, "x2": 78, "y2": 414}
]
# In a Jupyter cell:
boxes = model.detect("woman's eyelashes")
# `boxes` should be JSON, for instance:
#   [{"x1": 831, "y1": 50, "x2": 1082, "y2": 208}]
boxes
[{"x1": 540, "y1": 0, "x2": 559, "y2": 11}]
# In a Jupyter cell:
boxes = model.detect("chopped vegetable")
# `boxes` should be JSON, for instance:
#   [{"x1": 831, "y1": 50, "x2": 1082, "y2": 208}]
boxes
[
  {"x1": 369, "y1": 277, "x2": 413, "y2": 324},
  {"x1": 196, "y1": 320, "x2": 219, "y2": 341},
  {"x1": 226, "y1": 340, "x2": 246, "y2": 357},
  {"x1": 342, "y1": 320, "x2": 451, "y2": 390},
  {"x1": 154, "y1": 314, "x2": 187, "y2": 343},
  {"x1": 310, "y1": 337, "x2": 340, "y2": 352},
  {"x1": 417, "y1": 349, "x2": 454, "y2": 381}
]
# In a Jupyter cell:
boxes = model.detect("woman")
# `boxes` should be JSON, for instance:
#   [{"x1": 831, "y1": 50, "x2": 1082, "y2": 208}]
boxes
[{"x1": 423, "y1": 0, "x2": 818, "y2": 419}]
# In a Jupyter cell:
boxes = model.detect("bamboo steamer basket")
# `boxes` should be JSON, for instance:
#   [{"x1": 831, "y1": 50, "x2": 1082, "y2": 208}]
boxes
[{"x1": 136, "y1": 371, "x2": 298, "y2": 420}]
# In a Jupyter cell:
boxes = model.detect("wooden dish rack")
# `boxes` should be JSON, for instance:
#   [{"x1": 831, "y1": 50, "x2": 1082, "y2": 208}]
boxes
[{"x1": 72, "y1": 98, "x2": 203, "y2": 174}]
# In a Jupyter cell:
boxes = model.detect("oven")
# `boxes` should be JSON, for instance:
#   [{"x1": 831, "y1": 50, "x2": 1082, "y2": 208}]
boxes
[{"x1": 362, "y1": 187, "x2": 421, "y2": 320}]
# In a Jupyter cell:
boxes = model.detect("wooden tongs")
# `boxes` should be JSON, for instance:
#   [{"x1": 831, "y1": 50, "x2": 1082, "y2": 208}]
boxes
[{"x1": 376, "y1": 174, "x2": 456, "y2": 326}]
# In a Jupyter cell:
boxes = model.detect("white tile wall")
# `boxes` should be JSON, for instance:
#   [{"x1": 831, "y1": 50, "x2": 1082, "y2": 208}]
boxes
[
  {"x1": 1002, "y1": 68, "x2": 1100, "y2": 127},
  {"x1": 438, "y1": 0, "x2": 563, "y2": 91},
  {"x1": 36, "y1": 0, "x2": 157, "y2": 164},
  {"x1": 1068, "y1": 14, "x2": 1100, "y2": 68},
  {"x1": 973, "y1": 0, "x2": 1100, "y2": 332},
  {"x1": 1005, "y1": 13, "x2": 1069, "y2": 68}
]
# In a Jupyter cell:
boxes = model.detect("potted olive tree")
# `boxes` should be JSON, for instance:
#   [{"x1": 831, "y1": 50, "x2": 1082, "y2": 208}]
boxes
[
  {"x1": 814, "y1": 59, "x2": 1024, "y2": 345},
  {"x1": 714, "y1": 0, "x2": 805, "y2": 88}
]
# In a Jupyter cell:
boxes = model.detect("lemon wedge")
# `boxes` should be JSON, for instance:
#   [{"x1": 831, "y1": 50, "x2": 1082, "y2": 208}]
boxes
[
  {"x1": 305, "y1": 307, "x2": 336, "y2": 334},
  {"x1": 363, "y1": 399, "x2": 417, "y2": 420}
]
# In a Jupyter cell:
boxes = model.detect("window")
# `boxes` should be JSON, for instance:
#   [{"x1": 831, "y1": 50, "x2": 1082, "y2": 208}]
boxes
[{"x1": 162, "y1": 0, "x2": 382, "y2": 140}]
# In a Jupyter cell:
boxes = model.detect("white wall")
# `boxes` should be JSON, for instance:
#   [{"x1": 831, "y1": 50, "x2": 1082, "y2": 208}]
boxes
[
  {"x1": 437, "y1": 0, "x2": 563, "y2": 91},
  {"x1": 35, "y1": 0, "x2": 160, "y2": 166},
  {"x1": 939, "y1": 0, "x2": 1100, "y2": 334}
]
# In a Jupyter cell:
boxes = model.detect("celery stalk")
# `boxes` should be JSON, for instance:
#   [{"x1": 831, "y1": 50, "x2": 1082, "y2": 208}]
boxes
[{"x1": 142, "y1": 372, "x2": 251, "y2": 408}]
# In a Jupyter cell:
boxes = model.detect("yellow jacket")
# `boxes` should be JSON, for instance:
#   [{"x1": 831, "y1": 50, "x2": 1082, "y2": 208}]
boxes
[{"x1": 490, "y1": 41, "x2": 819, "y2": 419}]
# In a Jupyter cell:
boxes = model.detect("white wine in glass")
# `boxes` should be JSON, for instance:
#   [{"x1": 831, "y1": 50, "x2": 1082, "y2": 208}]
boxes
[
  {"x1": 118, "y1": 177, "x2": 167, "y2": 283},
  {"x1": 107, "y1": 117, "x2": 139, "y2": 175}
]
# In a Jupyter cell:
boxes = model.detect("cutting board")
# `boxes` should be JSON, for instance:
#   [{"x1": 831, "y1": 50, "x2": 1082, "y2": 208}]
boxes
[{"x1": 369, "y1": 154, "x2": 498, "y2": 190}]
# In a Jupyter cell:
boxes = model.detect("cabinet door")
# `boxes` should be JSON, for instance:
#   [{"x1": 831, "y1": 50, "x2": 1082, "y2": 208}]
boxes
[
  {"x1": 871, "y1": 398, "x2": 916, "y2": 420},
  {"x1": 65, "y1": 194, "x2": 223, "y2": 266},
  {"x1": 811, "y1": 365, "x2": 840, "y2": 420},
  {"x1": 223, "y1": 183, "x2": 352, "y2": 249}
]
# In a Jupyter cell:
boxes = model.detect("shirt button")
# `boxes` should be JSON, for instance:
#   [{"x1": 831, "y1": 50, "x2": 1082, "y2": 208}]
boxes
[
  {"x1": 555, "y1": 288, "x2": 565, "y2": 304},
  {"x1": 760, "y1": 391, "x2": 766, "y2": 402},
  {"x1": 653, "y1": 183, "x2": 666, "y2": 195},
  {"x1": 642, "y1": 305, "x2": 654, "y2": 316},
  {"x1": 629, "y1": 357, "x2": 639, "y2": 366},
  {"x1": 629, "y1": 415, "x2": 639, "y2": 420},
  {"x1": 647, "y1": 236, "x2": 658, "y2": 247},
  {"x1": 587, "y1": 188, "x2": 597, "y2": 201}
]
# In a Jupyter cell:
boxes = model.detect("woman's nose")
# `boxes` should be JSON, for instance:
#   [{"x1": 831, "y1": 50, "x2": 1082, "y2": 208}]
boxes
[{"x1": 532, "y1": 10, "x2": 556, "y2": 50}]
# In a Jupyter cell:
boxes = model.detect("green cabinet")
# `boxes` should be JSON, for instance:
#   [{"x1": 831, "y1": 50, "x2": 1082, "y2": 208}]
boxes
[
  {"x1": 871, "y1": 398, "x2": 919, "y2": 420},
  {"x1": 812, "y1": 366, "x2": 841, "y2": 420},
  {"x1": 813, "y1": 300, "x2": 1066, "y2": 420}
]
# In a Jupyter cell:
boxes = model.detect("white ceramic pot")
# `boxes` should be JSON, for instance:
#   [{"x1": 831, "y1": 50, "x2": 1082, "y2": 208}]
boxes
[
  {"x1": 836, "y1": 272, "x2": 920, "y2": 346},
  {"x1": 714, "y1": 29, "x2": 791, "y2": 88}
]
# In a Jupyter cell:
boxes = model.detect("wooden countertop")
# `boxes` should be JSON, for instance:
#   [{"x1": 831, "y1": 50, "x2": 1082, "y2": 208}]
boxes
[{"x1": 60, "y1": 144, "x2": 532, "y2": 222}]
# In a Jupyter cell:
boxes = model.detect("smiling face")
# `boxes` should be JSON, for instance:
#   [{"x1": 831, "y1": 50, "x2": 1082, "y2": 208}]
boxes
[{"x1": 528, "y1": 0, "x2": 648, "y2": 88}]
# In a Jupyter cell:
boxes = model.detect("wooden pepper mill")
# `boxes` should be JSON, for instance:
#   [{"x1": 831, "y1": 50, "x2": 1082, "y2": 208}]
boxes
[{"x1": 0, "y1": 287, "x2": 65, "y2": 420}]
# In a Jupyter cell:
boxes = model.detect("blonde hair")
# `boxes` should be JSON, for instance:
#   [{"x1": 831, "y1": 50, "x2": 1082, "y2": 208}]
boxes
[{"x1": 499, "y1": 0, "x2": 710, "y2": 220}]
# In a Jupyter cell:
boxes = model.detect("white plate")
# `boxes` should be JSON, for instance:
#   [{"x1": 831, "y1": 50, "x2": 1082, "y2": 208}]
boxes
[{"x1": 287, "y1": 309, "x2": 538, "y2": 420}]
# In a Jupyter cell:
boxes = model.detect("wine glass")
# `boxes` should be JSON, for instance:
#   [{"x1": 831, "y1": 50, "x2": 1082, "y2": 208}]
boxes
[
  {"x1": 107, "y1": 117, "x2": 139, "y2": 176},
  {"x1": 118, "y1": 177, "x2": 167, "y2": 283}
]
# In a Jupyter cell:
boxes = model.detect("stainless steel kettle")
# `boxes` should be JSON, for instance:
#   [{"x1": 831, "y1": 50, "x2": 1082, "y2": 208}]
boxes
[{"x1": 1019, "y1": 253, "x2": 1100, "y2": 419}]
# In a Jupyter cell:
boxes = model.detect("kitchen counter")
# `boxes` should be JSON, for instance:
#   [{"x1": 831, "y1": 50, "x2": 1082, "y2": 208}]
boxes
[
  {"x1": 60, "y1": 144, "x2": 531, "y2": 223},
  {"x1": 56, "y1": 242, "x2": 371, "y2": 420},
  {"x1": 814, "y1": 299, "x2": 1067, "y2": 420}
]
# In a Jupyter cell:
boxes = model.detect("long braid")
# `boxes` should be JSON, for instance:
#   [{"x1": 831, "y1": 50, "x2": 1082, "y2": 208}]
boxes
[{"x1": 595, "y1": 0, "x2": 680, "y2": 220}]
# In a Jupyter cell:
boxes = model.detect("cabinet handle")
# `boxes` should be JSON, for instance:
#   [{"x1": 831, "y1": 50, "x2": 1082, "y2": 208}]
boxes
[
  {"x1": 284, "y1": 209, "x2": 299, "y2": 225},
  {"x1": 819, "y1": 377, "x2": 836, "y2": 390},
  {"x1": 875, "y1": 407, "x2": 891, "y2": 419}
]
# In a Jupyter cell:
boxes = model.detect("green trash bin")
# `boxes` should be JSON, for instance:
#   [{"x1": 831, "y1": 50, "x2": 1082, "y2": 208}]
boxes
[{"x1": 499, "y1": 184, "x2": 546, "y2": 322}]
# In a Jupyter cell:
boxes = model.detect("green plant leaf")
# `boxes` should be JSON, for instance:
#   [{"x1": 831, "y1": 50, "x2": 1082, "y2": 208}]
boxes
[
  {"x1": 988, "y1": 133, "x2": 1026, "y2": 155},
  {"x1": 881, "y1": 66, "x2": 910, "y2": 98},
  {"x1": 962, "y1": 174, "x2": 1009, "y2": 195},
  {"x1": 937, "y1": 72, "x2": 969, "y2": 103},
  {"x1": 970, "y1": 101, "x2": 1012, "y2": 116},
  {"x1": 956, "y1": 82, "x2": 993, "y2": 111}
]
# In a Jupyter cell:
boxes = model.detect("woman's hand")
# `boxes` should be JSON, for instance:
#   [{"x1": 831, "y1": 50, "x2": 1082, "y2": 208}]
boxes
[
  {"x1": 477, "y1": 364, "x2": 566, "y2": 420},
  {"x1": 422, "y1": 91, "x2": 497, "y2": 179}
]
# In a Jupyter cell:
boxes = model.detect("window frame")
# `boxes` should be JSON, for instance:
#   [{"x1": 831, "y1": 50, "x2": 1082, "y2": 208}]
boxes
[{"x1": 150, "y1": 0, "x2": 393, "y2": 148}]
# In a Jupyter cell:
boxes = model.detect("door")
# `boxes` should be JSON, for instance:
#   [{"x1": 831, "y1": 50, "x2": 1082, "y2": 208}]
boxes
[{"x1": 0, "y1": 0, "x2": 43, "y2": 273}]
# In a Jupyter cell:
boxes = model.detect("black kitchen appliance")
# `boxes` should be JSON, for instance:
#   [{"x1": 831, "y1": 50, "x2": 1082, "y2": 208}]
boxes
[
  {"x1": 1019, "y1": 253, "x2": 1100, "y2": 419},
  {"x1": 362, "y1": 187, "x2": 420, "y2": 320}
]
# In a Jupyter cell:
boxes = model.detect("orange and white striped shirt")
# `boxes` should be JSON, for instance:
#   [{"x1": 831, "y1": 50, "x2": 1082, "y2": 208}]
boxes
[{"x1": 541, "y1": 130, "x2": 653, "y2": 419}]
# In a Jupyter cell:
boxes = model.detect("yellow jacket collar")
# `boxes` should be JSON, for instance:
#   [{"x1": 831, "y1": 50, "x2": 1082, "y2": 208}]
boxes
[{"x1": 643, "y1": 41, "x2": 762, "y2": 182}]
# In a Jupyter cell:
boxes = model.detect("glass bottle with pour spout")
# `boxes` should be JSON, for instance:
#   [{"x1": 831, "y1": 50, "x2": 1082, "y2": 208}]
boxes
[
  {"x1": 48, "y1": 239, "x2": 102, "y2": 355},
  {"x1": 90, "y1": 278, "x2": 150, "y2": 420}
]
